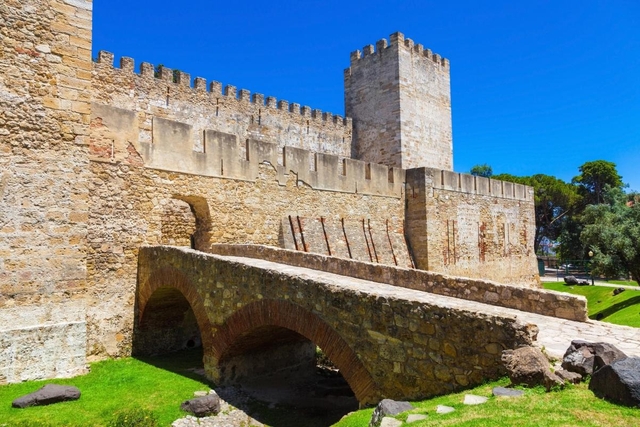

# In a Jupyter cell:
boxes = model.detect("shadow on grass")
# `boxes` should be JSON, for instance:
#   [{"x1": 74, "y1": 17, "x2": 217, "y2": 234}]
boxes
[
  {"x1": 133, "y1": 347, "x2": 213, "y2": 385},
  {"x1": 590, "y1": 295, "x2": 640, "y2": 321},
  {"x1": 133, "y1": 348, "x2": 356, "y2": 427}
]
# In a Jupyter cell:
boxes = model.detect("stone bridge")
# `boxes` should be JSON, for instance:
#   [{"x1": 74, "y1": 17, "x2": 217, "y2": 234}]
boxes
[{"x1": 135, "y1": 246, "x2": 538, "y2": 405}]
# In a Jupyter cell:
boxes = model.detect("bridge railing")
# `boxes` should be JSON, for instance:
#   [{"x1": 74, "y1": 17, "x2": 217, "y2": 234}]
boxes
[{"x1": 208, "y1": 244, "x2": 587, "y2": 322}]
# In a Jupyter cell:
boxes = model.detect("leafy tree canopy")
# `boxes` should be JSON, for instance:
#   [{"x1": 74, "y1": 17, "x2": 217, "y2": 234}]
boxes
[
  {"x1": 572, "y1": 160, "x2": 623, "y2": 205},
  {"x1": 470, "y1": 164, "x2": 493, "y2": 178},
  {"x1": 494, "y1": 173, "x2": 578, "y2": 253},
  {"x1": 581, "y1": 187, "x2": 640, "y2": 284}
]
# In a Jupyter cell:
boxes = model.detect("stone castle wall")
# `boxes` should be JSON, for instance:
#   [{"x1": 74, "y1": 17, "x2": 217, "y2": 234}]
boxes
[
  {"x1": 406, "y1": 168, "x2": 538, "y2": 286},
  {"x1": 85, "y1": 127, "x2": 405, "y2": 360},
  {"x1": 0, "y1": 2, "x2": 541, "y2": 386},
  {"x1": 345, "y1": 33, "x2": 453, "y2": 170},
  {"x1": 92, "y1": 51, "x2": 352, "y2": 159},
  {"x1": 0, "y1": 0, "x2": 93, "y2": 383}
]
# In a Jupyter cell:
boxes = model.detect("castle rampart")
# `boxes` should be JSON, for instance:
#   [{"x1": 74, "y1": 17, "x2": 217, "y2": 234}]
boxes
[
  {"x1": 406, "y1": 168, "x2": 538, "y2": 287},
  {"x1": 0, "y1": 1, "x2": 542, "y2": 389},
  {"x1": 0, "y1": 0, "x2": 93, "y2": 383},
  {"x1": 93, "y1": 51, "x2": 352, "y2": 158}
]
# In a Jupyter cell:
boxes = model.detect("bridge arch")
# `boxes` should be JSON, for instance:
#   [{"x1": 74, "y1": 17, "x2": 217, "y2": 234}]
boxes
[
  {"x1": 211, "y1": 299, "x2": 378, "y2": 405},
  {"x1": 134, "y1": 265, "x2": 214, "y2": 357}
]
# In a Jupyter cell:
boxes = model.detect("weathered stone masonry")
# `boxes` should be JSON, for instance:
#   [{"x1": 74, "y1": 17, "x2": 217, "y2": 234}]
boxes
[
  {"x1": 345, "y1": 33, "x2": 452, "y2": 170},
  {"x1": 406, "y1": 168, "x2": 538, "y2": 287},
  {"x1": 91, "y1": 51, "x2": 353, "y2": 160},
  {"x1": 0, "y1": 0, "x2": 92, "y2": 383},
  {"x1": 137, "y1": 246, "x2": 539, "y2": 405},
  {"x1": 0, "y1": 0, "x2": 576, "y2": 391}
]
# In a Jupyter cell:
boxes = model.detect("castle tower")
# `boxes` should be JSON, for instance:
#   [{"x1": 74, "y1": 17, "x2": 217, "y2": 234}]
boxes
[
  {"x1": 0, "y1": 0, "x2": 93, "y2": 382},
  {"x1": 344, "y1": 32, "x2": 453, "y2": 170}
]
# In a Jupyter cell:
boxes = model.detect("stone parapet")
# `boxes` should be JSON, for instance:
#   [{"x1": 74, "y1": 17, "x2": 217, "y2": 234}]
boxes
[
  {"x1": 91, "y1": 103, "x2": 404, "y2": 197},
  {"x1": 419, "y1": 167, "x2": 532, "y2": 201},
  {"x1": 208, "y1": 244, "x2": 587, "y2": 322}
]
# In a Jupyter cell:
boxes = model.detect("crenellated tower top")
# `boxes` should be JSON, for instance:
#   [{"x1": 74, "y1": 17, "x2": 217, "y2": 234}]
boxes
[
  {"x1": 344, "y1": 32, "x2": 453, "y2": 171},
  {"x1": 347, "y1": 32, "x2": 449, "y2": 70}
]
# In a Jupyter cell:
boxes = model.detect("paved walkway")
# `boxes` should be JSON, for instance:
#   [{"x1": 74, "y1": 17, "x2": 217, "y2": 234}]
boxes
[{"x1": 220, "y1": 255, "x2": 640, "y2": 360}]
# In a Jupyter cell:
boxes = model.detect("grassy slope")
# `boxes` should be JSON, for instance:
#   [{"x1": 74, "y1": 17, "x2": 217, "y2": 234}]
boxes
[
  {"x1": 335, "y1": 378, "x2": 639, "y2": 427},
  {"x1": 543, "y1": 282, "x2": 640, "y2": 327},
  {"x1": 0, "y1": 351, "x2": 211, "y2": 426}
]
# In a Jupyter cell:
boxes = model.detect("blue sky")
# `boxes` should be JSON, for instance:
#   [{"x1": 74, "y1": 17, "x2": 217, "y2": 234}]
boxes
[{"x1": 92, "y1": 0, "x2": 640, "y2": 191}]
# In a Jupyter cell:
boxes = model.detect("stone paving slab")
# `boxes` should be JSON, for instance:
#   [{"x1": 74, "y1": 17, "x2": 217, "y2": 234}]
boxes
[{"x1": 219, "y1": 255, "x2": 640, "y2": 359}]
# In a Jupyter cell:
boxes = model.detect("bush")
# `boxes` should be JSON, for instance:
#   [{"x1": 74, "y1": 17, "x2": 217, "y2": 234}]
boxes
[{"x1": 107, "y1": 408, "x2": 158, "y2": 427}]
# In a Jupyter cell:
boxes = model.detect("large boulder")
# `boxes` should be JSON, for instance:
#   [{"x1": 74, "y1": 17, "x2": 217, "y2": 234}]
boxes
[
  {"x1": 369, "y1": 399, "x2": 414, "y2": 427},
  {"x1": 564, "y1": 276, "x2": 579, "y2": 285},
  {"x1": 555, "y1": 369, "x2": 582, "y2": 384},
  {"x1": 501, "y1": 346, "x2": 562, "y2": 391},
  {"x1": 589, "y1": 357, "x2": 640, "y2": 407},
  {"x1": 12, "y1": 384, "x2": 81, "y2": 408},
  {"x1": 180, "y1": 394, "x2": 220, "y2": 417},
  {"x1": 563, "y1": 276, "x2": 589, "y2": 285},
  {"x1": 561, "y1": 340, "x2": 627, "y2": 376}
]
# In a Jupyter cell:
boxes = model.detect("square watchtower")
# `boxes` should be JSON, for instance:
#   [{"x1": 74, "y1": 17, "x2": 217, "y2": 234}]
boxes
[{"x1": 344, "y1": 32, "x2": 453, "y2": 170}]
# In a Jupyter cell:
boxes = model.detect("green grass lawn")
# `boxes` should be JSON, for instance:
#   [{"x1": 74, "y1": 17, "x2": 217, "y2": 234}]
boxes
[
  {"x1": 0, "y1": 350, "x2": 212, "y2": 427},
  {"x1": 335, "y1": 378, "x2": 639, "y2": 427},
  {"x1": 3, "y1": 284, "x2": 639, "y2": 427},
  {"x1": 543, "y1": 282, "x2": 640, "y2": 327},
  {"x1": 3, "y1": 351, "x2": 639, "y2": 426}
]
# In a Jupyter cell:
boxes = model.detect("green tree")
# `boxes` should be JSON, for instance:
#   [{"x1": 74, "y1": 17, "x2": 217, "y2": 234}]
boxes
[
  {"x1": 470, "y1": 164, "x2": 493, "y2": 178},
  {"x1": 494, "y1": 173, "x2": 579, "y2": 254},
  {"x1": 572, "y1": 160, "x2": 623, "y2": 205},
  {"x1": 557, "y1": 160, "x2": 625, "y2": 260},
  {"x1": 556, "y1": 216, "x2": 585, "y2": 261},
  {"x1": 581, "y1": 188, "x2": 640, "y2": 284}
]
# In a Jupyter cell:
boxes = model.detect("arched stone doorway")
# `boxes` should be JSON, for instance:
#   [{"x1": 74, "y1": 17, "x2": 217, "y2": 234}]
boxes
[
  {"x1": 159, "y1": 195, "x2": 212, "y2": 251},
  {"x1": 160, "y1": 198, "x2": 196, "y2": 248}
]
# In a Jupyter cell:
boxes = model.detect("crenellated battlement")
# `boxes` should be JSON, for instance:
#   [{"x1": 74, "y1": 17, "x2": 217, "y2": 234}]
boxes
[
  {"x1": 95, "y1": 51, "x2": 351, "y2": 126},
  {"x1": 418, "y1": 167, "x2": 532, "y2": 201},
  {"x1": 346, "y1": 32, "x2": 449, "y2": 71}
]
